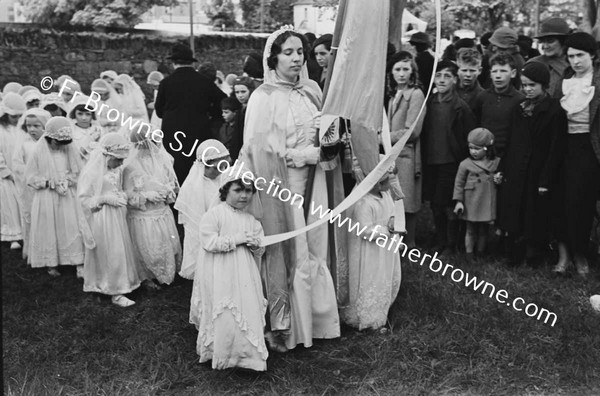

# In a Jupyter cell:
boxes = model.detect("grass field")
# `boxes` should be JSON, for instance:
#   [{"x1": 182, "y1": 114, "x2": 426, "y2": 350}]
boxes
[{"x1": 3, "y1": 219, "x2": 600, "y2": 395}]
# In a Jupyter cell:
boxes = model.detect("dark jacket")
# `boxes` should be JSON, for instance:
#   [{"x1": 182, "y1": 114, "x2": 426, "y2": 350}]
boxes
[
  {"x1": 415, "y1": 50, "x2": 435, "y2": 93},
  {"x1": 497, "y1": 96, "x2": 567, "y2": 239},
  {"x1": 421, "y1": 90, "x2": 477, "y2": 164},
  {"x1": 557, "y1": 61, "x2": 600, "y2": 165},
  {"x1": 155, "y1": 66, "x2": 225, "y2": 181}
]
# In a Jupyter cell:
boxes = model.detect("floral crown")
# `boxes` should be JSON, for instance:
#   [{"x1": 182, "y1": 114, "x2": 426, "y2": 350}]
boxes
[
  {"x1": 46, "y1": 126, "x2": 72, "y2": 141},
  {"x1": 102, "y1": 143, "x2": 131, "y2": 159},
  {"x1": 265, "y1": 24, "x2": 296, "y2": 58}
]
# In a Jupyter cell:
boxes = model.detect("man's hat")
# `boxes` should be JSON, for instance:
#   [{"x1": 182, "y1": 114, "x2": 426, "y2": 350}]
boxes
[
  {"x1": 167, "y1": 43, "x2": 197, "y2": 63},
  {"x1": 535, "y1": 17, "x2": 570, "y2": 39},
  {"x1": 409, "y1": 32, "x2": 431, "y2": 46}
]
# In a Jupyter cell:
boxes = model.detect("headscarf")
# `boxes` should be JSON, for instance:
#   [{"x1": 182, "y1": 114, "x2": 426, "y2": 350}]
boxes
[
  {"x1": 24, "y1": 116, "x2": 94, "y2": 248},
  {"x1": 263, "y1": 25, "x2": 310, "y2": 85},
  {"x1": 113, "y1": 74, "x2": 148, "y2": 122},
  {"x1": 174, "y1": 139, "x2": 230, "y2": 230}
]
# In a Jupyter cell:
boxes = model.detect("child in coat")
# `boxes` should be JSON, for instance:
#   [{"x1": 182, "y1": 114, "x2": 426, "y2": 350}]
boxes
[
  {"x1": 453, "y1": 128, "x2": 501, "y2": 261},
  {"x1": 189, "y1": 169, "x2": 268, "y2": 371},
  {"x1": 175, "y1": 139, "x2": 231, "y2": 280}
]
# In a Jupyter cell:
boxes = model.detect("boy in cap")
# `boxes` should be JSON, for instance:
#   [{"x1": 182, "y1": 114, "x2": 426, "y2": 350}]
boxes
[{"x1": 421, "y1": 60, "x2": 477, "y2": 255}]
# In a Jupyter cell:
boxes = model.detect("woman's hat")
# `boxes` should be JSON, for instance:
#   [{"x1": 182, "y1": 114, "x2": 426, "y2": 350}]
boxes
[
  {"x1": 521, "y1": 61, "x2": 550, "y2": 86},
  {"x1": 535, "y1": 17, "x2": 570, "y2": 38},
  {"x1": 22, "y1": 90, "x2": 43, "y2": 103},
  {"x1": 146, "y1": 71, "x2": 164, "y2": 85},
  {"x1": 167, "y1": 43, "x2": 197, "y2": 63},
  {"x1": 489, "y1": 27, "x2": 518, "y2": 49},
  {"x1": 45, "y1": 116, "x2": 73, "y2": 141},
  {"x1": 22, "y1": 108, "x2": 53, "y2": 127},
  {"x1": 100, "y1": 132, "x2": 131, "y2": 158},
  {"x1": 468, "y1": 128, "x2": 494, "y2": 147},
  {"x1": 565, "y1": 32, "x2": 597, "y2": 56}
]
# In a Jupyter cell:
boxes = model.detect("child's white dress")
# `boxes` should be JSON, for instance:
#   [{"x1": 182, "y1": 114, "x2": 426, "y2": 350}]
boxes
[
  {"x1": 123, "y1": 149, "x2": 182, "y2": 285},
  {"x1": 341, "y1": 191, "x2": 402, "y2": 330},
  {"x1": 71, "y1": 122, "x2": 102, "y2": 161},
  {"x1": 12, "y1": 135, "x2": 37, "y2": 256},
  {"x1": 0, "y1": 124, "x2": 23, "y2": 241},
  {"x1": 189, "y1": 203, "x2": 268, "y2": 371},
  {"x1": 175, "y1": 173, "x2": 220, "y2": 280},
  {"x1": 26, "y1": 146, "x2": 86, "y2": 267},
  {"x1": 80, "y1": 167, "x2": 141, "y2": 295}
]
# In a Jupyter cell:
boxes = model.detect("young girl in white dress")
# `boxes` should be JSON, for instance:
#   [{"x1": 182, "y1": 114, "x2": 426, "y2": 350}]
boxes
[
  {"x1": 175, "y1": 139, "x2": 231, "y2": 280},
  {"x1": 189, "y1": 170, "x2": 268, "y2": 371},
  {"x1": 340, "y1": 163, "x2": 402, "y2": 331},
  {"x1": 68, "y1": 96, "x2": 103, "y2": 161},
  {"x1": 78, "y1": 133, "x2": 142, "y2": 307},
  {"x1": 123, "y1": 130, "x2": 181, "y2": 288},
  {"x1": 25, "y1": 117, "x2": 91, "y2": 277},
  {"x1": 0, "y1": 92, "x2": 27, "y2": 249},
  {"x1": 13, "y1": 109, "x2": 52, "y2": 259}
]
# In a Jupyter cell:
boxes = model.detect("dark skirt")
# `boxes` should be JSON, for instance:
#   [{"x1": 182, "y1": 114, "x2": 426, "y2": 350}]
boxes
[{"x1": 563, "y1": 134, "x2": 600, "y2": 254}]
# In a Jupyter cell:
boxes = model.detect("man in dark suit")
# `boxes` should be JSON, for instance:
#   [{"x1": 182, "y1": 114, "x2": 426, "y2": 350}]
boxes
[{"x1": 155, "y1": 43, "x2": 225, "y2": 183}]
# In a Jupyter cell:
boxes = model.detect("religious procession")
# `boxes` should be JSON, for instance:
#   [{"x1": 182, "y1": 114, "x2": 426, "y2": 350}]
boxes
[{"x1": 1, "y1": 0, "x2": 599, "y2": 394}]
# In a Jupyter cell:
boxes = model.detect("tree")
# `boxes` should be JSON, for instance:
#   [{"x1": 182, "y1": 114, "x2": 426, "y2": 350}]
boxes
[
  {"x1": 204, "y1": 0, "x2": 238, "y2": 29},
  {"x1": 21, "y1": 0, "x2": 179, "y2": 28},
  {"x1": 581, "y1": 0, "x2": 600, "y2": 38}
]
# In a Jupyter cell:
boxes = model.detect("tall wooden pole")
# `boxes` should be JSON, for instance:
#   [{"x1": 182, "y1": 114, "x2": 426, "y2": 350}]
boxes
[
  {"x1": 189, "y1": 0, "x2": 195, "y2": 56},
  {"x1": 534, "y1": 0, "x2": 540, "y2": 36},
  {"x1": 260, "y1": 0, "x2": 265, "y2": 32}
]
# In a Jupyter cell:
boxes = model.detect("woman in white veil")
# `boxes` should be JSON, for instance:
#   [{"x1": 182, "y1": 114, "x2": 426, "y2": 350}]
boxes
[
  {"x1": 113, "y1": 74, "x2": 149, "y2": 123},
  {"x1": 239, "y1": 26, "x2": 340, "y2": 352}
]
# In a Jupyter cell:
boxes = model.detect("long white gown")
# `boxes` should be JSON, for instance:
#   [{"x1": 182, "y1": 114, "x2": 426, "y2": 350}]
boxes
[
  {"x1": 189, "y1": 203, "x2": 268, "y2": 371},
  {"x1": 12, "y1": 136, "x2": 37, "y2": 256},
  {"x1": 27, "y1": 149, "x2": 85, "y2": 267},
  {"x1": 0, "y1": 124, "x2": 23, "y2": 241},
  {"x1": 80, "y1": 167, "x2": 141, "y2": 295},
  {"x1": 341, "y1": 191, "x2": 402, "y2": 330}
]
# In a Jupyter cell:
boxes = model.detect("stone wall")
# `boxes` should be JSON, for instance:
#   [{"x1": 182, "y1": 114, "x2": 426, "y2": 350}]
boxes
[{"x1": 0, "y1": 25, "x2": 267, "y2": 99}]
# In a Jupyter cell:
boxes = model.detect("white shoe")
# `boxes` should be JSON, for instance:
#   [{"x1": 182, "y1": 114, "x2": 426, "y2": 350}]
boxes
[
  {"x1": 576, "y1": 261, "x2": 589, "y2": 277},
  {"x1": 47, "y1": 268, "x2": 61, "y2": 277},
  {"x1": 111, "y1": 295, "x2": 135, "y2": 307},
  {"x1": 552, "y1": 261, "x2": 569, "y2": 274},
  {"x1": 590, "y1": 295, "x2": 600, "y2": 312},
  {"x1": 76, "y1": 265, "x2": 84, "y2": 279},
  {"x1": 10, "y1": 242, "x2": 21, "y2": 250}
]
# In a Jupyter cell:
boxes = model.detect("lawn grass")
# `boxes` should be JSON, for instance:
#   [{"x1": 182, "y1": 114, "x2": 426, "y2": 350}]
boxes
[{"x1": 3, "y1": 215, "x2": 600, "y2": 395}]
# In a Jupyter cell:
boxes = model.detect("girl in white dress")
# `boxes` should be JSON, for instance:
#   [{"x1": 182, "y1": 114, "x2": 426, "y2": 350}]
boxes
[
  {"x1": 90, "y1": 79, "x2": 122, "y2": 134},
  {"x1": 25, "y1": 117, "x2": 91, "y2": 277},
  {"x1": 175, "y1": 139, "x2": 231, "y2": 280},
  {"x1": 0, "y1": 92, "x2": 27, "y2": 249},
  {"x1": 68, "y1": 95, "x2": 103, "y2": 161},
  {"x1": 340, "y1": 165, "x2": 402, "y2": 330},
  {"x1": 78, "y1": 133, "x2": 142, "y2": 307},
  {"x1": 189, "y1": 170, "x2": 268, "y2": 371},
  {"x1": 13, "y1": 109, "x2": 52, "y2": 259},
  {"x1": 113, "y1": 74, "x2": 149, "y2": 123},
  {"x1": 123, "y1": 130, "x2": 181, "y2": 288}
]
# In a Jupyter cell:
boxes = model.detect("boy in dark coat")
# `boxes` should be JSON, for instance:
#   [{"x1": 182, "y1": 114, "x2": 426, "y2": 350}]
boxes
[
  {"x1": 456, "y1": 48, "x2": 485, "y2": 111},
  {"x1": 472, "y1": 53, "x2": 525, "y2": 159},
  {"x1": 217, "y1": 97, "x2": 242, "y2": 160},
  {"x1": 421, "y1": 59, "x2": 477, "y2": 255}
]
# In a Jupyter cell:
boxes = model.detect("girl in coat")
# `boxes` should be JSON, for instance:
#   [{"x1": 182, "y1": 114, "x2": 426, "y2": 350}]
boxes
[
  {"x1": 78, "y1": 133, "x2": 142, "y2": 307},
  {"x1": 453, "y1": 128, "x2": 501, "y2": 260},
  {"x1": 25, "y1": 117, "x2": 91, "y2": 276},
  {"x1": 497, "y1": 61, "x2": 567, "y2": 267},
  {"x1": 13, "y1": 109, "x2": 53, "y2": 259},
  {"x1": 189, "y1": 170, "x2": 268, "y2": 371},
  {"x1": 0, "y1": 92, "x2": 27, "y2": 249},
  {"x1": 387, "y1": 51, "x2": 426, "y2": 249}
]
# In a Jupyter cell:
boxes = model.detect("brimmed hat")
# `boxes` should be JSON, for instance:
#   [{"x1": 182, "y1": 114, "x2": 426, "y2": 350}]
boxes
[
  {"x1": 535, "y1": 17, "x2": 570, "y2": 38},
  {"x1": 0, "y1": 92, "x2": 27, "y2": 117},
  {"x1": 146, "y1": 71, "x2": 164, "y2": 85},
  {"x1": 409, "y1": 31, "x2": 431, "y2": 46},
  {"x1": 521, "y1": 61, "x2": 550, "y2": 86},
  {"x1": 3, "y1": 82, "x2": 23, "y2": 95},
  {"x1": 167, "y1": 43, "x2": 197, "y2": 63},
  {"x1": 22, "y1": 108, "x2": 53, "y2": 127},
  {"x1": 489, "y1": 27, "x2": 518, "y2": 49},
  {"x1": 18, "y1": 85, "x2": 39, "y2": 97},
  {"x1": 468, "y1": 128, "x2": 494, "y2": 147},
  {"x1": 23, "y1": 90, "x2": 43, "y2": 103},
  {"x1": 45, "y1": 116, "x2": 73, "y2": 141}
]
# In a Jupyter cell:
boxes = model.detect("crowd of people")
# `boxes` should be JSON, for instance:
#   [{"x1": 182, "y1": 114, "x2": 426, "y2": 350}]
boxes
[{"x1": 1, "y1": 17, "x2": 599, "y2": 372}]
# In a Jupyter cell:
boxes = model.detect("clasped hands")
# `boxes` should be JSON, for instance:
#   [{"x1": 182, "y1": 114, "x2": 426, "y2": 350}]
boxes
[{"x1": 234, "y1": 230, "x2": 262, "y2": 249}]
